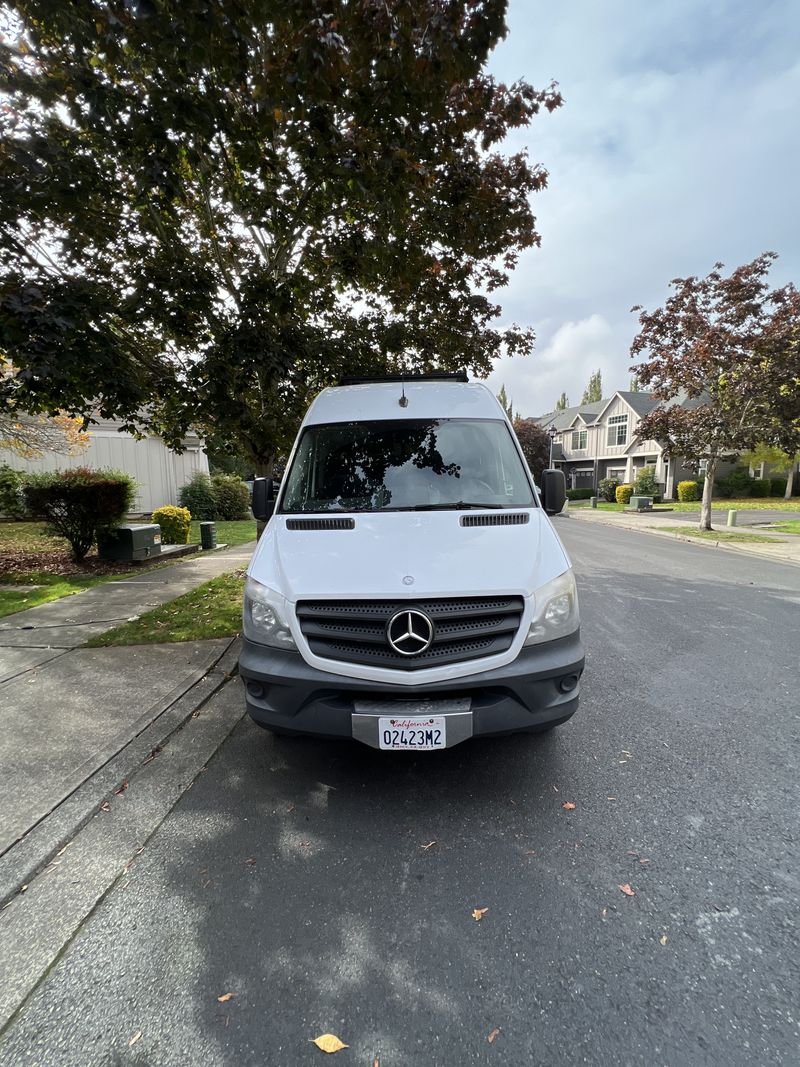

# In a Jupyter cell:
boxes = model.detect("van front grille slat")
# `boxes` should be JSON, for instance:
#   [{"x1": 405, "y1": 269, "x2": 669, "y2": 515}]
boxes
[
  {"x1": 286, "y1": 518, "x2": 355, "y2": 531},
  {"x1": 460, "y1": 513, "x2": 529, "y2": 527},
  {"x1": 296, "y1": 596, "x2": 525, "y2": 670}
]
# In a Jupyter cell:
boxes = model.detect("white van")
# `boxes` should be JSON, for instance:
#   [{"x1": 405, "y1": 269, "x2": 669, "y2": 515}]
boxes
[{"x1": 241, "y1": 373, "x2": 584, "y2": 750}]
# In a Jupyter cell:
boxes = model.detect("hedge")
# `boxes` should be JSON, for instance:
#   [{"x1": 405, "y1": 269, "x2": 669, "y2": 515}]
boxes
[
  {"x1": 24, "y1": 467, "x2": 135, "y2": 562},
  {"x1": 677, "y1": 480, "x2": 700, "y2": 502},
  {"x1": 178, "y1": 473, "x2": 216, "y2": 520},
  {"x1": 749, "y1": 478, "x2": 772, "y2": 498},
  {"x1": 769, "y1": 477, "x2": 787, "y2": 496},
  {"x1": 211, "y1": 473, "x2": 251, "y2": 520},
  {"x1": 566, "y1": 488, "x2": 593, "y2": 500},
  {"x1": 0, "y1": 464, "x2": 28, "y2": 519},
  {"x1": 615, "y1": 484, "x2": 633, "y2": 505},
  {"x1": 152, "y1": 505, "x2": 191, "y2": 545}
]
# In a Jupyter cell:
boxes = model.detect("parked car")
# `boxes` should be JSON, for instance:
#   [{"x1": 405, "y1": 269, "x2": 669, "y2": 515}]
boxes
[{"x1": 241, "y1": 373, "x2": 584, "y2": 750}]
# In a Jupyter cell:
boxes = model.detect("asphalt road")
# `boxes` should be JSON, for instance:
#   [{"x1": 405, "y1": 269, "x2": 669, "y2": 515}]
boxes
[{"x1": 2, "y1": 522, "x2": 798, "y2": 1067}]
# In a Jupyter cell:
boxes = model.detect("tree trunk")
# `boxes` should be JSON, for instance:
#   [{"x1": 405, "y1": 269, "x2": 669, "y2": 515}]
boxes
[
  {"x1": 254, "y1": 457, "x2": 274, "y2": 540},
  {"x1": 785, "y1": 464, "x2": 795, "y2": 499},
  {"x1": 699, "y1": 459, "x2": 717, "y2": 530}
]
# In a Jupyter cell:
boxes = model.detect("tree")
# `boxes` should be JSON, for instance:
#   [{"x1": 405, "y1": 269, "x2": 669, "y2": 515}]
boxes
[
  {"x1": 512, "y1": 417, "x2": 550, "y2": 483},
  {"x1": 555, "y1": 392, "x2": 568, "y2": 411},
  {"x1": 629, "y1": 375, "x2": 641, "y2": 392},
  {"x1": 0, "y1": 0, "x2": 562, "y2": 485},
  {"x1": 1, "y1": 361, "x2": 88, "y2": 455},
  {"x1": 631, "y1": 254, "x2": 800, "y2": 529},
  {"x1": 497, "y1": 383, "x2": 513, "y2": 421},
  {"x1": 581, "y1": 369, "x2": 602, "y2": 404},
  {"x1": 741, "y1": 443, "x2": 799, "y2": 498}
]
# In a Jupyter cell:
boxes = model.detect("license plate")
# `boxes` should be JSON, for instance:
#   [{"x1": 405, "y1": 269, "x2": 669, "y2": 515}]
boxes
[{"x1": 377, "y1": 715, "x2": 446, "y2": 750}]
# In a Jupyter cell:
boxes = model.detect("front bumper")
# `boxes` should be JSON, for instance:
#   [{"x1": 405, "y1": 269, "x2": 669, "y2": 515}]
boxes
[{"x1": 239, "y1": 631, "x2": 585, "y2": 746}]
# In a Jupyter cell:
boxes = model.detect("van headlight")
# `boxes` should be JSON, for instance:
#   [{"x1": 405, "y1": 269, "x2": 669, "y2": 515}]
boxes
[
  {"x1": 243, "y1": 577, "x2": 297, "y2": 650},
  {"x1": 524, "y1": 570, "x2": 580, "y2": 646}
]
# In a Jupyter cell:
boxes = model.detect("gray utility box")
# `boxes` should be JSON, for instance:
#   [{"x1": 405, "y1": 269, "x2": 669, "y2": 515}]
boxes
[
  {"x1": 629, "y1": 495, "x2": 653, "y2": 511},
  {"x1": 98, "y1": 524, "x2": 162, "y2": 562}
]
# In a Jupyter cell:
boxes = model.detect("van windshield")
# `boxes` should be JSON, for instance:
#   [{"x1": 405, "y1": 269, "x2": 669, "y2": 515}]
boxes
[{"x1": 280, "y1": 419, "x2": 535, "y2": 513}]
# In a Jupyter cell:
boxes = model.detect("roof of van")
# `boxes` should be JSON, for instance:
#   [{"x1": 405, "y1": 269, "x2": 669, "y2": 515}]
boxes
[{"x1": 304, "y1": 380, "x2": 505, "y2": 425}]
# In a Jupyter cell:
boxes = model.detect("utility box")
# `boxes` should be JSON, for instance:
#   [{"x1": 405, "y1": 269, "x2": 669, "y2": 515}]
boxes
[
  {"x1": 98, "y1": 524, "x2": 162, "y2": 562},
  {"x1": 629, "y1": 496, "x2": 653, "y2": 511}
]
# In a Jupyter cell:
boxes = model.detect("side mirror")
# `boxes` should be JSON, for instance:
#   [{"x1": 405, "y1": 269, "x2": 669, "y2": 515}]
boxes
[
  {"x1": 251, "y1": 477, "x2": 275, "y2": 522},
  {"x1": 541, "y1": 469, "x2": 567, "y2": 515}
]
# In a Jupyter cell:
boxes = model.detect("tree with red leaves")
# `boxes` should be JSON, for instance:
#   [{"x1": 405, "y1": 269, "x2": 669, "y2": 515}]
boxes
[
  {"x1": 631, "y1": 254, "x2": 800, "y2": 529},
  {"x1": 512, "y1": 418, "x2": 551, "y2": 484}
]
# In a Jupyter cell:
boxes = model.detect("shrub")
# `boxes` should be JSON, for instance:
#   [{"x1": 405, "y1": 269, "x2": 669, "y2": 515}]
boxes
[
  {"x1": 24, "y1": 467, "x2": 135, "y2": 562},
  {"x1": 566, "y1": 488, "x2": 593, "y2": 501},
  {"x1": 179, "y1": 473, "x2": 216, "y2": 520},
  {"x1": 749, "y1": 478, "x2": 771, "y2": 498},
  {"x1": 152, "y1": 505, "x2": 191, "y2": 545},
  {"x1": 677, "y1": 480, "x2": 700, "y2": 502},
  {"x1": 0, "y1": 464, "x2": 28, "y2": 519},
  {"x1": 211, "y1": 473, "x2": 251, "y2": 520},
  {"x1": 770, "y1": 477, "x2": 787, "y2": 496},
  {"x1": 634, "y1": 466, "x2": 659, "y2": 497},
  {"x1": 597, "y1": 478, "x2": 619, "y2": 502},
  {"x1": 715, "y1": 466, "x2": 752, "y2": 498},
  {"x1": 615, "y1": 484, "x2": 633, "y2": 505}
]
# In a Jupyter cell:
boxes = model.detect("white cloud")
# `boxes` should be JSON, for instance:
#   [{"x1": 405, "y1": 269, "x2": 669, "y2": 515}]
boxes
[{"x1": 481, "y1": 0, "x2": 800, "y2": 413}]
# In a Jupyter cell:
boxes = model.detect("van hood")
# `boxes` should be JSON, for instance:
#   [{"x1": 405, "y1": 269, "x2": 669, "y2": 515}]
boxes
[{"x1": 249, "y1": 510, "x2": 570, "y2": 602}]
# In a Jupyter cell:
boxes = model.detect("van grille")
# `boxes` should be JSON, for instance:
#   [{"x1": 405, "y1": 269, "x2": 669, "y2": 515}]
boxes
[
  {"x1": 296, "y1": 596, "x2": 525, "y2": 670},
  {"x1": 460, "y1": 513, "x2": 529, "y2": 527}
]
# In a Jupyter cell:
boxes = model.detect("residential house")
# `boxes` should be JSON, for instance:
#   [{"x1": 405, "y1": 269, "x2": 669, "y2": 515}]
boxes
[
  {"x1": 0, "y1": 419, "x2": 209, "y2": 515},
  {"x1": 533, "y1": 391, "x2": 738, "y2": 498}
]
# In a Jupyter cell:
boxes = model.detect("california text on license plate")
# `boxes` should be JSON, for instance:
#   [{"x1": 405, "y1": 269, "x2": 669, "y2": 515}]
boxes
[{"x1": 378, "y1": 715, "x2": 447, "y2": 751}]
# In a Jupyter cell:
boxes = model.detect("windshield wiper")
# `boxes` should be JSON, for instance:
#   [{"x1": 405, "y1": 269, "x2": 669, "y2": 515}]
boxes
[{"x1": 410, "y1": 502, "x2": 505, "y2": 511}]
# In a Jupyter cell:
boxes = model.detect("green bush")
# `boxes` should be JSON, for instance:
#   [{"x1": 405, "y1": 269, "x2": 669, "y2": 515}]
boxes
[
  {"x1": 715, "y1": 466, "x2": 752, "y2": 498},
  {"x1": 634, "y1": 466, "x2": 659, "y2": 497},
  {"x1": 566, "y1": 488, "x2": 593, "y2": 501},
  {"x1": 179, "y1": 473, "x2": 216, "y2": 521},
  {"x1": 769, "y1": 477, "x2": 787, "y2": 496},
  {"x1": 615, "y1": 484, "x2": 633, "y2": 505},
  {"x1": 597, "y1": 478, "x2": 619, "y2": 503},
  {"x1": 749, "y1": 478, "x2": 771, "y2": 498},
  {"x1": 24, "y1": 467, "x2": 135, "y2": 562},
  {"x1": 152, "y1": 505, "x2": 191, "y2": 545},
  {"x1": 211, "y1": 473, "x2": 250, "y2": 520},
  {"x1": 0, "y1": 464, "x2": 28, "y2": 519},
  {"x1": 677, "y1": 480, "x2": 700, "y2": 502}
]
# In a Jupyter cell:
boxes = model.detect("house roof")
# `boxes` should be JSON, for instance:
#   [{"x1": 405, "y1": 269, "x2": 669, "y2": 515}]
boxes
[{"x1": 534, "y1": 392, "x2": 656, "y2": 431}]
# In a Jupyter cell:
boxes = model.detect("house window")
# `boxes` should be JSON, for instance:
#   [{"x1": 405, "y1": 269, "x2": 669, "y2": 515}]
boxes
[
  {"x1": 571, "y1": 429, "x2": 588, "y2": 450},
  {"x1": 607, "y1": 414, "x2": 628, "y2": 446}
]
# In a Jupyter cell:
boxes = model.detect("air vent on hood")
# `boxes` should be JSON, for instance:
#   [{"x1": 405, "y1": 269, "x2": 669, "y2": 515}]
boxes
[
  {"x1": 460, "y1": 513, "x2": 529, "y2": 527},
  {"x1": 286, "y1": 517, "x2": 355, "y2": 531}
]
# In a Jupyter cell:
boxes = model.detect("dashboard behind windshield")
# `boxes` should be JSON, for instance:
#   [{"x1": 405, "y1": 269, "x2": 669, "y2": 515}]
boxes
[{"x1": 280, "y1": 418, "x2": 536, "y2": 513}]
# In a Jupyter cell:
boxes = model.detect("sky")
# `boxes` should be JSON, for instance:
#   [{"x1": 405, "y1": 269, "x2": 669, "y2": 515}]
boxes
[{"x1": 483, "y1": 0, "x2": 800, "y2": 417}]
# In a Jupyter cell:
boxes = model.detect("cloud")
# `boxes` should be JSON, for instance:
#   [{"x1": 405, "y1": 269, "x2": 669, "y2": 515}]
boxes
[{"x1": 482, "y1": 0, "x2": 800, "y2": 416}]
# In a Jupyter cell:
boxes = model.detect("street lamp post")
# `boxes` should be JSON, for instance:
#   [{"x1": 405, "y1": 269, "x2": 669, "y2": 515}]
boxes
[{"x1": 548, "y1": 426, "x2": 557, "y2": 469}]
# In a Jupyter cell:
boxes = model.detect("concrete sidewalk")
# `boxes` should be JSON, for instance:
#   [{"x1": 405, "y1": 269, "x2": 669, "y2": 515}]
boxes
[
  {"x1": 0, "y1": 542, "x2": 254, "y2": 867},
  {"x1": 569, "y1": 508, "x2": 800, "y2": 566}
]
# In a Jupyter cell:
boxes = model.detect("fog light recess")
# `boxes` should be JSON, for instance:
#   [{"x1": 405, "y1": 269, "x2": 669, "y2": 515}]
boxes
[
  {"x1": 247, "y1": 681, "x2": 265, "y2": 699},
  {"x1": 558, "y1": 674, "x2": 579, "y2": 693}
]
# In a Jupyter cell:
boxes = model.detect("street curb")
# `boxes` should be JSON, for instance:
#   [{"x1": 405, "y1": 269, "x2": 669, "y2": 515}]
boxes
[
  {"x1": 0, "y1": 636, "x2": 242, "y2": 910},
  {"x1": 569, "y1": 510, "x2": 800, "y2": 567}
]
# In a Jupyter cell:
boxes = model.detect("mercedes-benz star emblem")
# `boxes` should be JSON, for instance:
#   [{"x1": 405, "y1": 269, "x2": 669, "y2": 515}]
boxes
[{"x1": 386, "y1": 609, "x2": 435, "y2": 656}]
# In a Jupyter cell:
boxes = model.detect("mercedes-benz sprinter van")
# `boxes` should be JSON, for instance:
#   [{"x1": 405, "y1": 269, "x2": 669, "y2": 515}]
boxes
[{"x1": 240, "y1": 373, "x2": 584, "y2": 750}]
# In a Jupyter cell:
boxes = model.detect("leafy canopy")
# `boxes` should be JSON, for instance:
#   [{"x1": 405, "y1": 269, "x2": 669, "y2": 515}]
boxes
[{"x1": 0, "y1": 0, "x2": 562, "y2": 466}]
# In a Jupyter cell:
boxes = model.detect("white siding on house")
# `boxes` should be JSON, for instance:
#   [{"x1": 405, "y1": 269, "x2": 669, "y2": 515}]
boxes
[{"x1": 0, "y1": 423, "x2": 209, "y2": 514}]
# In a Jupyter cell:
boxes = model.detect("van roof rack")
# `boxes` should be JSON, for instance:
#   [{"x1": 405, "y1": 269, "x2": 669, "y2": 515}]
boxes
[{"x1": 337, "y1": 371, "x2": 468, "y2": 386}]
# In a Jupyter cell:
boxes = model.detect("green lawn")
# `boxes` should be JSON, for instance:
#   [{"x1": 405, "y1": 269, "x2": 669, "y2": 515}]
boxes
[
  {"x1": 771, "y1": 520, "x2": 800, "y2": 535},
  {"x1": 189, "y1": 519, "x2": 256, "y2": 546},
  {"x1": 571, "y1": 497, "x2": 800, "y2": 512},
  {"x1": 571, "y1": 501, "x2": 673, "y2": 512},
  {"x1": 85, "y1": 572, "x2": 246, "y2": 647},
  {"x1": 0, "y1": 572, "x2": 116, "y2": 618},
  {"x1": 0, "y1": 522, "x2": 57, "y2": 552},
  {"x1": 657, "y1": 526, "x2": 780, "y2": 544}
]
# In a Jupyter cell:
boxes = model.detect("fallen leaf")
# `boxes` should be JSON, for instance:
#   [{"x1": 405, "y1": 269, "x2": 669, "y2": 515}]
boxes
[
  {"x1": 525, "y1": 850, "x2": 536, "y2": 855},
  {"x1": 639, "y1": 858, "x2": 650, "y2": 865},
  {"x1": 421, "y1": 841, "x2": 436, "y2": 850},
  {"x1": 659, "y1": 934, "x2": 668, "y2": 945},
  {"x1": 487, "y1": 1027, "x2": 501, "y2": 1043},
  {"x1": 601, "y1": 907, "x2": 608, "y2": 917},
  {"x1": 217, "y1": 992, "x2": 235, "y2": 1003},
  {"x1": 114, "y1": 780, "x2": 129, "y2": 796},
  {"x1": 311, "y1": 1034, "x2": 349, "y2": 1053},
  {"x1": 472, "y1": 907, "x2": 489, "y2": 921},
  {"x1": 100, "y1": 801, "x2": 110, "y2": 812},
  {"x1": 561, "y1": 802, "x2": 576, "y2": 811},
  {"x1": 619, "y1": 883, "x2": 635, "y2": 897},
  {"x1": 129, "y1": 1031, "x2": 142, "y2": 1047},
  {"x1": 245, "y1": 857, "x2": 257, "y2": 866},
  {"x1": 373, "y1": 1059, "x2": 380, "y2": 1067}
]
